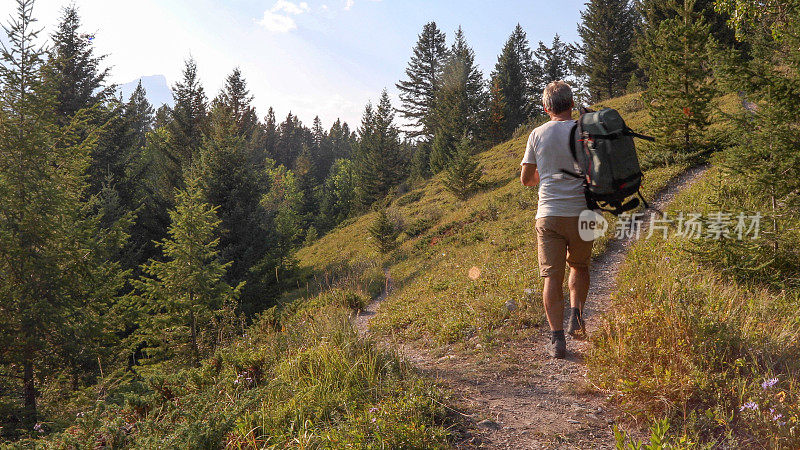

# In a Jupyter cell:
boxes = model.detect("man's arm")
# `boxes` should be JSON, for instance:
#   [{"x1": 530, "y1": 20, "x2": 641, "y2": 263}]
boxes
[{"x1": 520, "y1": 163, "x2": 540, "y2": 187}]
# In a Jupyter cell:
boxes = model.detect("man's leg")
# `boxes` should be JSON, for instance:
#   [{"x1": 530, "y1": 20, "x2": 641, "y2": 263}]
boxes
[
  {"x1": 565, "y1": 218, "x2": 593, "y2": 335},
  {"x1": 568, "y1": 265, "x2": 589, "y2": 311},
  {"x1": 536, "y1": 217, "x2": 568, "y2": 358},
  {"x1": 543, "y1": 272, "x2": 566, "y2": 331}
]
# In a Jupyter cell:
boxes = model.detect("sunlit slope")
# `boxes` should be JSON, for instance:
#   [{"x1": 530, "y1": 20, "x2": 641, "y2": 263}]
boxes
[{"x1": 294, "y1": 91, "x2": 739, "y2": 346}]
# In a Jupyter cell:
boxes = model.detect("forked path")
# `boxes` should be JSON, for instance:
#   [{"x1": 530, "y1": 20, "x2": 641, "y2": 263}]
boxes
[{"x1": 356, "y1": 165, "x2": 709, "y2": 449}]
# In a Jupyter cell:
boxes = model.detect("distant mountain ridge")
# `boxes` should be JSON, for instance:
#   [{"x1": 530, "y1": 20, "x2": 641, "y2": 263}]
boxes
[{"x1": 117, "y1": 74, "x2": 174, "y2": 108}]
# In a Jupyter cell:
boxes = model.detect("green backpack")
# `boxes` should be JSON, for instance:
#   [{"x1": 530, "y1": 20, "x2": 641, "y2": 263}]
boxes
[{"x1": 563, "y1": 107, "x2": 654, "y2": 215}]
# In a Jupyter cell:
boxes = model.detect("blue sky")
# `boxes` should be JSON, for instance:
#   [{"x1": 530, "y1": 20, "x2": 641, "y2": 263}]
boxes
[{"x1": 1, "y1": 0, "x2": 587, "y2": 129}]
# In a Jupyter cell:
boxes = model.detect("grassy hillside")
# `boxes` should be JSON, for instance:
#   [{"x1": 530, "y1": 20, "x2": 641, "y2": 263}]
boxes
[
  {"x1": 294, "y1": 92, "x2": 739, "y2": 348},
  {"x1": 588, "y1": 164, "x2": 800, "y2": 447}
]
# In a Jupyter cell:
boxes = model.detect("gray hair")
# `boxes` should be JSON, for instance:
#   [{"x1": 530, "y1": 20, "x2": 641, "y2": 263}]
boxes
[{"x1": 542, "y1": 80, "x2": 573, "y2": 114}]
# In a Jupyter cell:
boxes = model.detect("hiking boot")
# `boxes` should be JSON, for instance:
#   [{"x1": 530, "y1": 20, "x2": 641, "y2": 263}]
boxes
[
  {"x1": 567, "y1": 308, "x2": 585, "y2": 337},
  {"x1": 546, "y1": 334, "x2": 566, "y2": 359}
]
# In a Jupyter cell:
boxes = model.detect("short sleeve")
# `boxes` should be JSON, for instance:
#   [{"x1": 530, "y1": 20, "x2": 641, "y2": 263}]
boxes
[{"x1": 520, "y1": 129, "x2": 537, "y2": 166}]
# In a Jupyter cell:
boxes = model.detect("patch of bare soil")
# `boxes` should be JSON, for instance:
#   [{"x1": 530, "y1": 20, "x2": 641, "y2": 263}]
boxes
[{"x1": 356, "y1": 165, "x2": 709, "y2": 449}]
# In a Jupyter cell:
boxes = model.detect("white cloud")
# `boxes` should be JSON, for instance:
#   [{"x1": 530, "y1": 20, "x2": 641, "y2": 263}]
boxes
[
  {"x1": 258, "y1": 10, "x2": 297, "y2": 33},
  {"x1": 272, "y1": 0, "x2": 310, "y2": 15},
  {"x1": 343, "y1": 0, "x2": 381, "y2": 11},
  {"x1": 257, "y1": 0, "x2": 311, "y2": 33}
]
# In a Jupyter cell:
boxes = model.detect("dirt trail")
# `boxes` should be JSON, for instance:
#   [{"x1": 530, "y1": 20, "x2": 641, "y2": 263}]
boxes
[{"x1": 356, "y1": 165, "x2": 709, "y2": 449}]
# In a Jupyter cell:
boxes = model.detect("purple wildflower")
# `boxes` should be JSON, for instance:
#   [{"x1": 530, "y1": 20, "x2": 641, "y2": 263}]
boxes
[
  {"x1": 371, "y1": 417, "x2": 376, "y2": 423},
  {"x1": 762, "y1": 378, "x2": 778, "y2": 389},
  {"x1": 369, "y1": 407, "x2": 378, "y2": 414},
  {"x1": 740, "y1": 401, "x2": 758, "y2": 411}
]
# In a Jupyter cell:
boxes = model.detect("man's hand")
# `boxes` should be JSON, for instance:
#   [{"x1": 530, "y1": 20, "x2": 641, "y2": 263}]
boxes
[{"x1": 520, "y1": 163, "x2": 540, "y2": 187}]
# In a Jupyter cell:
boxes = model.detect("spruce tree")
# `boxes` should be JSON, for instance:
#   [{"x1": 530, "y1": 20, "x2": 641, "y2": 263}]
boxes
[
  {"x1": 196, "y1": 103, "x2": 282, "y2": 316},
  {"x1": 486, "y1": 78, "x2": 507, "y2": 144},
  {"x1": 445, "y1": 136, "x2": 483, "y2": 200},
  {"x1": 262, "y1": 164, "x2": 305, "y2": 252},
  {"x1": 429, "y1": 27, "x2": 486, "y2": 173},
  {"x1": 492, "y1": 24, "x2": 537, "y2": 138},
  {"x1": 0, "y1": 0, "x2": 126, "y2": 425},
  {"x1": 354, "y1": 91, "x2": 407, "y2": 206},
  {"x1": 109, "y1": 81, "x2": 162, "y2": 271},
  {"x1": 535, "y1": 34, "x2": 575, "y2": 84},
  {"x1": 216, "y1": 68, "x2": 260, "y2": 149},
  {"x1": 713, "y1": 0, "x2": 800, "y2": 264},
  {"x1": 396, "y1": 21, "x2": 449, "y2": 139},
  {"x1": 318, "y1": 158, "x2": 356, "y2": 230},
  {"x1": 256, "y1": 106, "x2": 278, "y2": 167},
  {"x1": 45, "y1": 5, "x2": 112, "y2": 124},
  {"x1": 167, "y1": 58, "x2": 208, "y2": 169},
  {"x1": 45, "y1": 5, "x2": 122, "y2": 199},
  {"x1": 369, "y1": 209, "x2": 400, "y2": 253},
  {"x1": 135, "y1": 176, "x2": 240, "y2": 367},
  {"x1": 329, "y1": 118, "x2": 354, "y2": 160},
  {"x1": 639, "y1": 0, "x2": 739, "y2": 52},
  {"x1": 641, "y1": 0, "x2": 715, "y2": 152},
  {"x1": 274, "y1": 112, "x2": 310, "y2": 169},
  {"x1": 410, "y1": 140, "x2": 431, "y2": 180},
  {"x1": 577, "y1": 0, "x2": 638, "y2": 101},
  {"x1": 311, "y1": 115, "x2": 335, "y2": 180}
]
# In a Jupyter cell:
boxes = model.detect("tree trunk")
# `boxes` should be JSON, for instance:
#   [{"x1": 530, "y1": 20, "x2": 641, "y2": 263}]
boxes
[
  {"x1": 190, "y1": 309, "x2": 199, "y2": 367},
  {"x1": 23, "y1": 356, "x2": 36, "y2": 426}
]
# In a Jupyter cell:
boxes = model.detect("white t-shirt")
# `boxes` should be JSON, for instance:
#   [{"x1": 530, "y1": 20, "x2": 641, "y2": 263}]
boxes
[{"x1": 520, "y1": 120, "x2": 587, "y2": 219}]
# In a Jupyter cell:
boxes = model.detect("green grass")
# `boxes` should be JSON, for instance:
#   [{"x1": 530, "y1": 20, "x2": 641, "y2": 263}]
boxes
[
  {"x1": 587, "y1": 166, "x2": 800, "y2": 448},
  {"x1": 16, "y1": 290, "x2": 453, "y2": 449}
]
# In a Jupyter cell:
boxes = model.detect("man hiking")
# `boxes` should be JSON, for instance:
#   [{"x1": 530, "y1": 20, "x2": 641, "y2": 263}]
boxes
[{"x1": 520, "y1": 80, "x2": 592, "y2": 359}]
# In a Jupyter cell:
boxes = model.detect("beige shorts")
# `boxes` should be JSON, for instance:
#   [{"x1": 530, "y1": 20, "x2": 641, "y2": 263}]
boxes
[{"x1": 535, "y1": 216, "x2": 593, "y2": 277}]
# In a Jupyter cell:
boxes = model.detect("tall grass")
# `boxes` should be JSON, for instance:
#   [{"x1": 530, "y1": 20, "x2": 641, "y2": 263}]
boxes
[{"x1": 23, "y1": 290, "x2": 453, "y2": 449}]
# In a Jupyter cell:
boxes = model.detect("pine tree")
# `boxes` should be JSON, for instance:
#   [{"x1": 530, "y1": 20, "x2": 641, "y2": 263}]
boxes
[
  {"x1": 492, "y1": 24, "x2": 537, "y2": 138},
  {"x1": 319, "y1": 159, "x2": 356, "y2": 228},
  {"x1": 577, "y1": 0, "x2": 638, "y2": 101},
  {"x1": 44, "y1": 5, "x2": 122, "y2": 199},
  {"x1": 396, "y1": 21, "x2": 449, "y2": 139},
  {"x1": 535, "y1": 34, "x2": 575, "y2": 85},
  {"x1": 196, "y1": 103, "x2": 282, "y2": 316},
  {"x1": 638, "y1": 0, "x2": 740, "y2": 52},
  {"x1": 354, "y1": 91, "x2": 407, "y2": 206},
  {"x1": 329, "y1": 118, "x2": 354, "y2": 160},
  {"x1": 429, "y1": 27, "x2": 486, "y2": 173},
  {"x1": 311, "y1": 115, "x2": 335, "y2": 180},
  {"x1": 368, "y1": 209, "x2": 400, "y2": 253},
  {"x1": 216, "y1": 68, "x2": 260, "y2": 149},
  {"x1": 108, "y1": 81, "x2": 162, "y2": 271},
  {"x1": 410, "y1": 140, "x2": 431, "y2": 180},
  {"x1": 0, "y1": 0, "x2": 126, "y2": 425},
  {"x1": 445, "y1": 136, "x2": 483, "y2": 200},
  {"x1": 134, "y1": 176, "x2": 240, "y2": 367},
  {"x1": 167, "y1": 58, "x2": 208, "y2": 169},
  {"x1": 641, "y1": 0, "x2": 715, "y2": 152},
  {"x1": 263, "y1": 164, "x2": 305, "y2": 251},
  {"x1": 45, "y1": 5, "x2": 112, "y2": 124},
  {"x1": 712, "y1": 0, "x2": 800, "y2": 267},
  {"x1": 274, "y1": 112, "x2": 310, "y2": 169},
  {"x1": 486, "y1": 77, "x2": 507, "y2": 144},
  {"x1": 256, "y1": 106, "x2": 278, "y2": 167}
]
